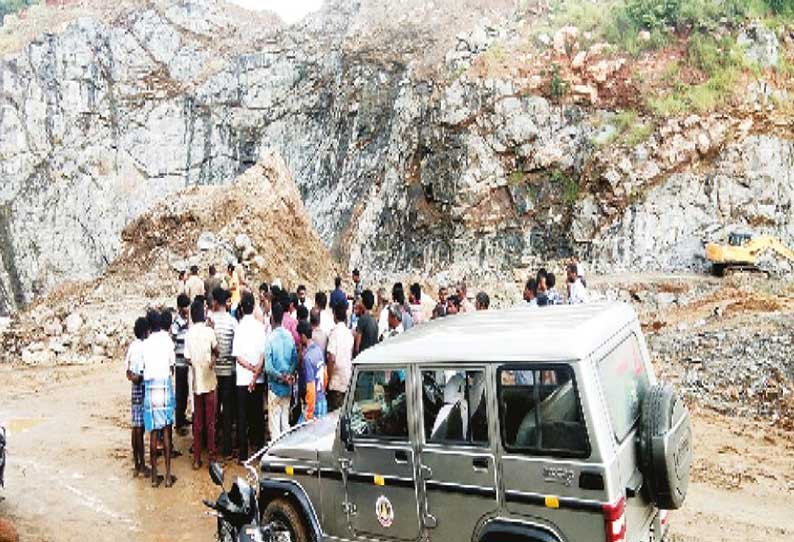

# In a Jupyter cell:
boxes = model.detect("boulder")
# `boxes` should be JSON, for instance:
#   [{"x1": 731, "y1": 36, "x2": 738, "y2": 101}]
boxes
[
  {"x1": 93, "y1": 332, "x2": 109, "y2": 347},
  {"x1": 234, "y1": 233, "x2": 252, "y2": 252},
  {"x1": 738, "y1": 23, "x2": 779, "y2": 68},
  {"x1": 571, "y1": 51, "x2": 587, "y2": 70},
  {"x1": 587, "y1": 59, "x2": 625, "y2": 84},
  {"x1": 65, "y1": 312, "x2": 83, "y2": 334},
  {"x1": 252, "y1": 255, "x2": 267, "y2": 269},
  {"x1": 572, "y1": 84, "x2": 597, "y2": 103},
  {"x1": 48, "y1": 339, "x2": 66, "y2": 354},
  {"x1": 43, "y1": 320, "x2": 64, "y2": 336},
  {"x1": 21, "y1": 349, "x2": 55, "y2": 366},
  {"x1": 197, "y1": 231, "x2": 216, "y2": 251},
  {"x1": 553, "y1": 25, "x2": 579, "y2": 55}
]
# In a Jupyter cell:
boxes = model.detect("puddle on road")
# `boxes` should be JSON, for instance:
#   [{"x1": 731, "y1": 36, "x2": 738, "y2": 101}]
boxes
[{"x1": 5, "y1": 417, "x2": 48, "y2": 433}]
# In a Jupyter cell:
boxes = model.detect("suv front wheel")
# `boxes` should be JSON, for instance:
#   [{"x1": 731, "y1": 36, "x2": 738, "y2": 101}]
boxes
[{"x1": 262, "y1": 497, "x2": 311, "y2": 542}]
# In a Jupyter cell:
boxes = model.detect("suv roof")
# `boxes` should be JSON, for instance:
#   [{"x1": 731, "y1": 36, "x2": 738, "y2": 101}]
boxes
[{"x1": 355, "y1": 302, "x2": 637, "y2": 365}]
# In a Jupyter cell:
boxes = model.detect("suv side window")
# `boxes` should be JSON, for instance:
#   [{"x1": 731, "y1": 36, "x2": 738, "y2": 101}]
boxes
[
  {"x1": 498, "y1": 366, "x2": 589, "y2": 457},
  {"x1": 421, "y1": 369, "x2": 488, "y2": 446},
  {"x1": 349, "y1": 368, "x2": 408, "y2": 440},
  {"x1": 598, "y1": 334, "x2": 650, "y2": 442}
]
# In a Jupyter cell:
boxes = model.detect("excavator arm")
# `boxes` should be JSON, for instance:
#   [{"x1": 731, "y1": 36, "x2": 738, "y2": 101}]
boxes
[{"x1": 746, "y1": 236, "x2": 794, "y2": 263}]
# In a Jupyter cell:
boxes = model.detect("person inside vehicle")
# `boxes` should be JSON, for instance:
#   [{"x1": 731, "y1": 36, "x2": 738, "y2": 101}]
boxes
[
  {"x1": 375, "y1": 371, "x2": 407, "y2": 436},
  {"x1": 475, "y1": 291, "x2": 490, "y2": 310}
]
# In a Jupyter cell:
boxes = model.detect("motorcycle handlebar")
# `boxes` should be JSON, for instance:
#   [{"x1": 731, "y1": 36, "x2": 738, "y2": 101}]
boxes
[{"x1": 202, "y1": 499, "x2": 217, "y2": 510}]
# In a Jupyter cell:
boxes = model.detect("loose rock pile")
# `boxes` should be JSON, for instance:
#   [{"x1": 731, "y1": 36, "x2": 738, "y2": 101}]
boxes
[{"x1": 0, "y1": 150, "x2": 338, "y2": 366}]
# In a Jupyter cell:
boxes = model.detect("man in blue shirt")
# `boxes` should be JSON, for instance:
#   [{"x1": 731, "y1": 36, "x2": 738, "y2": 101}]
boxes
[
  {"x1": 298, "y1": 321, "x2": 327, "y2": 421},
  {"x1": 265, "y1": 303, "x2": 298, "y2": 440},
  {"x1": 329, "y1": 276, "x2": 347, "y2": 312}
]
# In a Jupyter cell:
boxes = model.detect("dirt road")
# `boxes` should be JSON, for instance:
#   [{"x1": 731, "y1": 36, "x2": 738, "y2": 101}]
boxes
[
  {"x1": 0, "y1": 362, "x2": 228, "y2": 542},
  {"x1": 1, "y1": 362, "x2": 793, "y2": 541}
]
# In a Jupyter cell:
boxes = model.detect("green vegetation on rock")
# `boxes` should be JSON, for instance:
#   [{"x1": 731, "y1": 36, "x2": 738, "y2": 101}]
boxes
[{"x1": 0, "y1": 0, "x2": 38, "y2": 23}]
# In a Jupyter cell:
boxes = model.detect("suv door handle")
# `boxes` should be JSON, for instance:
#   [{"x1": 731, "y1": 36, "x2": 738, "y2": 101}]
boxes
[
  {"x1": 394, "y1": 450, "x2": 408, "y2": 464},
  {"x1": 472, "y1": 457, "x2": 489, "y2": 470}
]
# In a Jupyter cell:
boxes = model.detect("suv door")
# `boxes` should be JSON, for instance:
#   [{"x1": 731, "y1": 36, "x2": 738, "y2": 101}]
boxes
[
  {"x1": 340, "y1": 366, "x2": 422, "y2": 541},
  {"x1": 596, "y1": 332, "x2": 655, "y2": 541},
  {"x1": 417, "y1": 367, "x2": 498, "y2": 541},
  {"x1": 497, "y1": 364, "x2": 606, "y2": 542}
]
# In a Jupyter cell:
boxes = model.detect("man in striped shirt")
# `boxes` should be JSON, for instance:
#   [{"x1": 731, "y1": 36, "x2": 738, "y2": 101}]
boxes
[
  {"x1": 211, "y1": 288, "x2": 238, "y2": 460},
  {"x1": 172, "y1": 294, "x2": 191, "y2": 436}
]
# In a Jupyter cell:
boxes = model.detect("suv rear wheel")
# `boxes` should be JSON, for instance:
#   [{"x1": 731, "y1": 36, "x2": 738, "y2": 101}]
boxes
[
  {"x1": 638, "y1": 384, "x2": 692, "y2": 510},
  {"x1": 262, "y1": 497, "x2": 311, "y2": 542}
]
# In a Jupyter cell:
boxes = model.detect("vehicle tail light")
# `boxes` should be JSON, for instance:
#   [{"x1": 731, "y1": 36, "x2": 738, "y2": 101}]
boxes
[{"x1": 603, "y1": 497, "x2": 626, "y2": 542}]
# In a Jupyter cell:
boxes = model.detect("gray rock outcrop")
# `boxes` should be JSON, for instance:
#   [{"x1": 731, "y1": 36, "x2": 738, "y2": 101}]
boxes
[{"x1": 1, "y1": 0, "x2": 793, "y2": 315}]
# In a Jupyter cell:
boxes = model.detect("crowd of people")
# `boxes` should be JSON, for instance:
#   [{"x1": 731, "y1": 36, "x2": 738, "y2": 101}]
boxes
[{"x1": 124, "y1": 259, "x2": 590, "y2": 488}]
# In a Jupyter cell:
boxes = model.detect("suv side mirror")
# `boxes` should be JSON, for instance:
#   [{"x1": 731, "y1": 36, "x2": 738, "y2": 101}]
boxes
[
  {"x1": 339, "y1": 414, "x2": 354, "y2": 451},
  {"x1": 209, "y1": 461, "x2": 224, "y2": 487}
]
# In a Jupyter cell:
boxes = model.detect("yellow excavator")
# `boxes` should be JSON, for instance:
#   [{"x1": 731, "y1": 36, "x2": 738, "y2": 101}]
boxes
[{"x1": 705, "y1": 232, "x2": 794, "y2": 276}]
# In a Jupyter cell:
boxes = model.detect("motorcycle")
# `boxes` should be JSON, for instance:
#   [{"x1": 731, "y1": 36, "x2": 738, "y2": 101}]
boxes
[
  {"x1": 203, "y1": 454, "x2": 290, "y2": 542},
  {"x1": 0, "y1": 425, "x2": 6, "y2": 488}
]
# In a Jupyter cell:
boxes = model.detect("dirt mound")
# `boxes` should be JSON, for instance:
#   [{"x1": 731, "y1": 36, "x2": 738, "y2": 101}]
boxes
[
  {"x1": 116, "y1": 149, "x2": 338, "y2": 290},
  {"x1": 0, "y1": 150, "x2": 339, "y2": 366}
]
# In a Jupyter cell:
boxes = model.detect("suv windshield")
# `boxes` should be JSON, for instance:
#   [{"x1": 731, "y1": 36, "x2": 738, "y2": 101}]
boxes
[{"x1": 598, "y1": 334, "x2": 650, "y2": 442}]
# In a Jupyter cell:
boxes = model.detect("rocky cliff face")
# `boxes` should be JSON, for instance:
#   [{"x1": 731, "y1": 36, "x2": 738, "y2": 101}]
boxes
[{"x1": 1, "y1": 0, "x2": 792, "y2": 314}]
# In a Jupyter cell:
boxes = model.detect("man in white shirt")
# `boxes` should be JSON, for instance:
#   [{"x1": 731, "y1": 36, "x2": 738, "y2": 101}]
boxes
[
  {"x1": 231, "y1": 292, "x2": 266, "y2": 462},
  {"x1": 326, "y1": 304, "x2": 354, "y2": 412},
  {"x1": 185, "y1": 265, "x2": 205, "y2": 302},
  {"x1": 315, "y1": 291, "x2": 334, "y2": 336},
  {"x1": 142, "y1": 310, "x2": 176, "y2": 488},
  {"x1": 125, "y1": 317, "x2": 149, "y2": 478},
  {"x1": 381, "y1": 303, "x2": 404, "y2": 341},
  {"x1": 567, "y1": 263, "x2": 590, "y2": 305},
  {"x1": 523, "y1": 278, "x2": 538, "y2": 307}
]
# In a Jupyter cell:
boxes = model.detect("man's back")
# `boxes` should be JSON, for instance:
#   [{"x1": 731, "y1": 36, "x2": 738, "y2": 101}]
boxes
[
  {"x1": 185, "y1": 323, "x2": 217, "y2": 394},
  {"x1": 212, "y1": 311, "x2": 237, "y2": 374},
  {"x1": 265, "y1": 327, "x2": 297, "y2": 397},
  {"x1": 143, "y1": 331, "x2": 175, "y2": 381},
  {"x1": 312, "y1": 327, "x2": 328, "y2": 354},
  {"x1": 232, "y1": 315, "x2": 266, "y2": 386},
  {"x1": 327, "y1": 322, "x2": 353, "y2": 392},
  {"x1": 569, "y1": 279, "x2": 589, "y2": 305},
  {"x1": 282, "y1": 312, "x2": 300, "y2": 347},
  {"x1": 171, "y1": 316, "x2": 189, "y2": 367},
  {"x1": 205, "y1": 275, "x2": 221, "y2": 303},
  {"x1": 330, "y1": 288, "x2": 346, "y2": 310},
  {"x1": 186, "y1": 275, "x2": 204, "y2": 301},
  {"x1": 356, "y1": 313, "x2": 378, "y2": 353}
]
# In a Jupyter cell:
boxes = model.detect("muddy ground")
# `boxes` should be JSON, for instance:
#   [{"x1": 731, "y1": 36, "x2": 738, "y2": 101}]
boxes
[
  {"x1": 0, "y1": 358, "x2": 791, "y2": 541},
  {"x1": 1, "y1": 272, "x2": 793, "y2": 541}
]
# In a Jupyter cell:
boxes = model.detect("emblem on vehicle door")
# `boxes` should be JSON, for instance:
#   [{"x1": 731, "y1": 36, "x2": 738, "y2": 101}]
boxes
[
  {"x1": 543, "y1": 466, "x2": 575, "y2": 487},
  {"x1": 375, "y1": 495, "x2": 394, "y2": 528}
]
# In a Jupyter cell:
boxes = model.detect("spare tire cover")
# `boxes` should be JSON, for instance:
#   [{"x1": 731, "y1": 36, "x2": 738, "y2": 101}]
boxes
[{"x1": 638, "y1": 384, "x2": 692, "y2": 510}]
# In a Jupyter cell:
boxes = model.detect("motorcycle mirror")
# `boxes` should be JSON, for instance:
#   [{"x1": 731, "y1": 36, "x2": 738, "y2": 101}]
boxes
[
  {"x1": 339, "y1": 414, "x2": 353, "y2": 451},
  {"x1": 209, "y1": 461, "x2": 224, "y2": 487}
]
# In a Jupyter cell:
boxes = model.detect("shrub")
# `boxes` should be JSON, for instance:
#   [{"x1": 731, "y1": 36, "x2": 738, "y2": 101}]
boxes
[
  {"x1": 765, "y1": 0, "x2": 794, "y2": 15},
  {"x1": 0, "y1": 0, "x2": 37, "y2": 21},
  {"x1": 549, "y1": 64, "x2": 570, "y2": 101},
  {"x1": 626, "y1": 0, "x2": 682, "y2": 29},
  {"x1": 549, "y1": 168, "x2": 580, "y2": 204}
]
